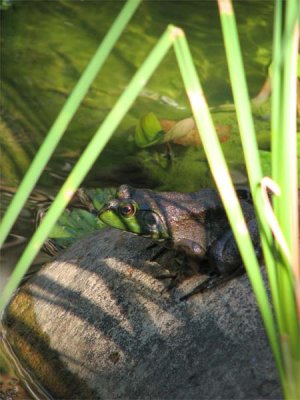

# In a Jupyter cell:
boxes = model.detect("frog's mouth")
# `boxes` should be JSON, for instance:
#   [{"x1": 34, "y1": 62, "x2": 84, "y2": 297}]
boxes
[{"x1": 99, "y1": 201, "x2": 169, "y2": 240}]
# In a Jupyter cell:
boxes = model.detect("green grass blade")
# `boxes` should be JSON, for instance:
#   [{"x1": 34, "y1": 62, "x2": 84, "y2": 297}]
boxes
[
  {"x1": 0, "y1": 0, "x2": 142, "y2": 247},
  {"x1": 217, "y1": 0, "x2": 284, "y2": 334},
  {"x1": 271, "y1": 1, "x2": 300, "y2": 395},
  {"x1": 173, "y1": 30, "x2": 284, "y2": 384},
  {"x1": 217, "y1": 0, "x2": 261, "y2": 186},
  {"x1": 273, "y1": 0, "x2": 298, "y2": 255},
  {"x1": 216, "y1": 0, "x2": 286, "y2": 380},
  {"x1": 0, "y1": 26, "x2": 176, "y2": 312},
  {"x1": 271, "y1": 0, "x2": 283, "y2": 182},
  {"x1": 218, "y1": 0, "x2": 300, "y2": 397},
  {"x1": 269, "y1": 0, "x2": 285, "y2": 335}
]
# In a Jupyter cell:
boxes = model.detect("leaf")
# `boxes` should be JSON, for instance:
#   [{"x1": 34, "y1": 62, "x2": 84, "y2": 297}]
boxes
[
  {"x1": 42, "y1": 187, "x2": 116, "y2": 255},
  {"x1": 163, "y1": 117, "x2": 196, "y2": 142},
  {"x1": 49, "y1": 208, "x2": 104, "y2": 240},
  {"x1": 134, "y1": 112, "x2": 165, "y2": 148}
]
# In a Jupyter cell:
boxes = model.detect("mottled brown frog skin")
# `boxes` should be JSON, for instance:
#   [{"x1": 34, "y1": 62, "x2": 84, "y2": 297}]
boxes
[{"x1": 99, "y1": 185, "x2": 260, "y2": 298}]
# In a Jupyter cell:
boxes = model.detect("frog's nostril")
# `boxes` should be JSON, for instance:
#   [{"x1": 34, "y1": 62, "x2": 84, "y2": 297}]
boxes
[
  {"x1": 109, "y1": 199, "x2": 120, "y2": 209},
  {"x1": 99, "y1": 200, "x2": 119, "y2": 215},
  {"x1": 98, "y1": 205, "x2": 109, "y2": 215}
]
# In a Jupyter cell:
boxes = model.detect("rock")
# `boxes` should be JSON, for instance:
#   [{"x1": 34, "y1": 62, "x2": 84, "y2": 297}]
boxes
[{"x1": 2, "y1": 228, "x2": 281, "y2": 399}]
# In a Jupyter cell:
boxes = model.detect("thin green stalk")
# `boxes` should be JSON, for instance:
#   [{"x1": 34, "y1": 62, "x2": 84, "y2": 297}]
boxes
[
  {"x1": 271, "y1": 0, "x2": 283, "y2": 182},
  {"x1": 217, "y1": 0, "x2": 284, "y2": 336},
  {"x1": 270, "y1": 0, "x2": 285, "y2": 336},
  {"x1": 0, "y1": 26, "x2": 176, "y2": 313},
  {"x1": 272, "y1": 0, "x2": 299, "y2": 346},
  {"x1": 218, "y1": 0, "x2": 300, "y2": 397},
  {"x1": 0, "y1": 0, "x2": 141, "y2": 248},
  {"x1": 217, "y1": 0, "x2": 287, "y2": 384},
  {"x1": 217, "y1": 0, "x2": 261, "y2": 185},
  {"x1": 274, "y1": 0, "x2": 298, "y2": 261},
  {"x1": 271, "y1": 1, "x2": 300, "y2": 396},
  {"x1": 173, "y1": 31, "x2": 284, "y2": 385}
]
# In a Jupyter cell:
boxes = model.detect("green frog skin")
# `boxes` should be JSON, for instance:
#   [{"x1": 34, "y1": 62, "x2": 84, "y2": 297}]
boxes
[{"x1": 99, "y1": 184, "x2": 260, "y2": 299}]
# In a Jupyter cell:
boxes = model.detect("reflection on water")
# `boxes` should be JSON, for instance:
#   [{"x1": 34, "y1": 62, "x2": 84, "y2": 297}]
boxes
[
  {"x1": 0, "y1": 326, "x2": 52, "y2": 399},
  {"x1": 0, "y1": 184, "x2": 53, "y2": 287}
]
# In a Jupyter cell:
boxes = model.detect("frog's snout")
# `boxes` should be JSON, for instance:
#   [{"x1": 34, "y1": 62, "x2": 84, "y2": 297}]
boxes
[
  {"x1": 98, "y1": 199, "x2": 130, "y2": 231},
  {"x1": 98, "y1": 200, "x2": 119, "y2": 215}
]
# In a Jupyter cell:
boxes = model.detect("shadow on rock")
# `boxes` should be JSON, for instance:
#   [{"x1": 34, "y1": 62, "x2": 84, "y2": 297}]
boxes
[{"x1": 2, "y1": 228, "x2": 281, "y2": 399}]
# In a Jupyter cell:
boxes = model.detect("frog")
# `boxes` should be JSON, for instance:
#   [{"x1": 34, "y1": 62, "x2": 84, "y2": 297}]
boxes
[{"x1": 98, "y1": 184, "x2": 260, "y2": 300}]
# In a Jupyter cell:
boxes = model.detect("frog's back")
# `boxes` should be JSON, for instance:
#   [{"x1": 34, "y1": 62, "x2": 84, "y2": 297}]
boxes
[
  {"x1": 159, "y1": 188, "x2": 224, "y2": 216},
  {"x1": 156, "y1": 189, "x2": 229, "y2": 253},
  {"x1": 158, "y1": 188, "x2": 255, "y2": 255}
]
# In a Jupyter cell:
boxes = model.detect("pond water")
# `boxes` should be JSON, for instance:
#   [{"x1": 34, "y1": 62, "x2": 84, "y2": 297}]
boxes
[
  {"x1": 1, "y1": 0, "x2": 274, "y2": 244},
  {"x1": 1, "y1": 0, "x2": 274, "y2": 397}
]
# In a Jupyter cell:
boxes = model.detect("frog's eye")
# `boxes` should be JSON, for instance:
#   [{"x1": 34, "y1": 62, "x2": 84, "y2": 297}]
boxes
[{"x1": 119, "y1": 202, "x2": 136, "y2": 218}]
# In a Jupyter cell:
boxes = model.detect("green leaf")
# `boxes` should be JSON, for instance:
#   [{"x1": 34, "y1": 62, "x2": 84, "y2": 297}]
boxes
[
  {"x1": 134, "y1": 112, "x2": 165, "y2": 147},
  {"x1": 46, "y1": 187, "x2": 116, "y2": 252}
]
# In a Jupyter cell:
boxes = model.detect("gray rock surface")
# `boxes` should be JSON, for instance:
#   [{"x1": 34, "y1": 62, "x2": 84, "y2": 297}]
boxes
[{"x1": 3, "y1": 228, "x2": 281, "y2": 399}]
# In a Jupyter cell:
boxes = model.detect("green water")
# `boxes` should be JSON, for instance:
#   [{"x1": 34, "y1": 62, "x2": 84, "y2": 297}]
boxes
[{"x1": 0, "y1": 0, "x2": 274, "y2": 237}]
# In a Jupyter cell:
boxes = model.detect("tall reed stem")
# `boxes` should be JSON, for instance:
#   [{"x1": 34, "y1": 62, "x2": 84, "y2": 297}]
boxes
[{"x1": 173, "y1": 29, "x2": 284, "y2": 385}]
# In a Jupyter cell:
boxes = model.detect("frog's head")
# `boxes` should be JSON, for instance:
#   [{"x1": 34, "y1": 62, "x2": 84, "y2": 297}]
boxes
[{"x1": 98, "y1": 185, "x2": 169, "y2": 240}]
